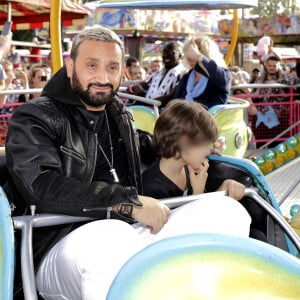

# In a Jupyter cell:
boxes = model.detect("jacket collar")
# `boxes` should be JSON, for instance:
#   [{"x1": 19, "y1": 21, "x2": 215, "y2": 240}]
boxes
[{"x1": 42, "y1": 66, "x2": 83, "y2": 106}]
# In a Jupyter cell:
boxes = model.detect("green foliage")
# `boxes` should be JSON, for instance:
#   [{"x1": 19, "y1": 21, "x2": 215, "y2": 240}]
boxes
[
  {"x1": 12, "y1": 30, "x2": 35, "y2": 45},
  {"x1": 251, "y1": 0, "x2": 298, "y2": 17}
]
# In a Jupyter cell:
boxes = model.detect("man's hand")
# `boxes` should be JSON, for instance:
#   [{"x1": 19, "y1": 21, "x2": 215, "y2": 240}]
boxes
[
  {"x1": 0, "y1": 33, "x2": 12, "y2": 60},
  {"x1": 217, "y1": 179, "x2": 245, "y2": 201},
  {"x1": 132, "y1": 196, "x2": 170, "y2": 234},
  {"x1": 183, "y1": 39, "x2": 202, "y2": 61},
  {"x1": 188, "y1": 160, "x2": 209, "y2": 195}
]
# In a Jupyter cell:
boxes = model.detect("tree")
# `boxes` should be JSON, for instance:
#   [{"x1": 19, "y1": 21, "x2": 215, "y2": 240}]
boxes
[{"x1": 251, "y1": 0, "x2": 298, "y2": 17}]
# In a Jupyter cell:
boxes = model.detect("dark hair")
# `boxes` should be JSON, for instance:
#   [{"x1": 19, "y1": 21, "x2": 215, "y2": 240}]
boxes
[
  {"x1": 266, "y1": 56, "x2": 280, "y2": 63},
  {"x1": 154, "y1": 100, "x2": 218, "y2": 158},
  {"x1": 126, "y1": 57, "x2": 139, "y2": 68},
  {"x1": 163, "y1": 41, "x2": 182, "y2": 54}
]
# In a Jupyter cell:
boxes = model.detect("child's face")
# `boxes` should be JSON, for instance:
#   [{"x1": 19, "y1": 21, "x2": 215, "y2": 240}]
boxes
[{"x1": 179, "y1": 138, "x2": 211, "y2": 170}]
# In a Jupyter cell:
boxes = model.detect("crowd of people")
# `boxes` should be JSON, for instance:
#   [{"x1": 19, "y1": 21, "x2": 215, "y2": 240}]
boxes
[
  {"x1": 230, "y1": 37, "x2": 300, "y2": 147},
  {"x1": 1, "y1": 32, "x2": 299, "y2": 148},
  {"x1": 121, "y1": 35, "x2": 299, "y2": 148},
  {"x1": 0, "y1": 47, "x2": 52, "y2": 110}
]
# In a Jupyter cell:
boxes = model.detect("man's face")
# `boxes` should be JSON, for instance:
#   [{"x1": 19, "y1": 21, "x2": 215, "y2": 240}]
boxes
[
  {"x1": 265, "y1": 60, "x2": 279, "y2": 75},
  {"x1": 162, "y1": 45, "x2": 180, "y2": 69},
  {"x1": 131, "y1": 66, "x2": 145, "y2": 80},
  {"x1": 66, "y1": 40, "x2": 123, "y2": 110},
  {"x1": 252, "y1": 70, "x2": 260, "y2": 79},
  {"x1": 150, "y1": 61, "x2": 161, "y2": 72}
]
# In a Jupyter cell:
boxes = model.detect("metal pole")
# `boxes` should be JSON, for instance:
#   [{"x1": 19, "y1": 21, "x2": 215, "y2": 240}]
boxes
[
  {"x1": 7, "y1": 1, "x2": 12, "y2": 22},
  {"x1": 50, "y1": 0, "x2": 63, "y2": 74}
]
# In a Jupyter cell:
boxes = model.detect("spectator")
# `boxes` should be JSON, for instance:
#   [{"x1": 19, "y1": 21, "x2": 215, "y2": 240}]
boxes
[
  {"x1": 39, "y1": 63, "x2": 52, "y2": 80},
  {"x1": 173, "y1": 36, "x2": 231, "y2": 109},
  {"x1": 250, "y1": 68, "x2": 261, "y2": 84},
  {"x1": 233, "y1": 88, "x2": 257, "y2": 146},
  {"x1": 7, "y1": 45, "x2": 21, "y2": 68},
  {"x1": 26, "y1": 64, "x2": 48, "y2": 99},
  {"x1": 0, "y1": 60, "x2": 7, "y2": 105},
  {"x1": 124, "y1": 56, "x2": 139, "y2": 81},
  {"x1": 150, "y1": 59, "x2": 162, "y2": 74},
  {"x1": 128, "y1": 42, "x2": 185, "y2": 107},
  {"x1": 0, "y1": 60, "x2": 27, "y2": 106},
  {"x1": 29, "y1": 36, "x2": 47, "y2": 67},
  {"x1": 131, "y1": 66, "x2": 146, "y2": 81},
  {"x1": 256, "y1": 36, "x2": 281, "y2": 65},
  {"x1": 0, "y1": 33, "x2": 11, "y2": 105},
  {"x1": 252, "y1": 55, "x2": 297, "y2": 147},
  {"x1": 235, "y1": 70, "x2": 250, "y2": 84}
]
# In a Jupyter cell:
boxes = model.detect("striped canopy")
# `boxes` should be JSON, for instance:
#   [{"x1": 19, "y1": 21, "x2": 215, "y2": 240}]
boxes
[
  {"x1": 97, "y1": 0, "x2": 258, "y2": 9},
  {"x1": 0, "y1": 0, "x2": 89, "y2": 30}
]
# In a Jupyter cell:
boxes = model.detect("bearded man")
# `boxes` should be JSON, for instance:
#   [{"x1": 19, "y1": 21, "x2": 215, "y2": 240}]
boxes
[{"x1": 5, "y1": 26, "x2": 250, "y2": 300}]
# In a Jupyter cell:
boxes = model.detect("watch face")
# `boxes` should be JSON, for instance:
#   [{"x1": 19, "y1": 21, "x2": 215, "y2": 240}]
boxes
[{"x1": 119, "y1": 203, "x2": 133, "y2": 218}]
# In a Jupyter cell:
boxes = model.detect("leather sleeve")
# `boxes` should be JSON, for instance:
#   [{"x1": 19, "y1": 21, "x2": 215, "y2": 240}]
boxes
[{"x1": 6, "y1": 101, "x2": 140, "y2": 219}]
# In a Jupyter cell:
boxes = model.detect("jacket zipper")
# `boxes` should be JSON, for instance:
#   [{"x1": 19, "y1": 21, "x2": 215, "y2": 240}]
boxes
[
  {"x1": 60, "y1": 145, "x2": 85, "y2": 162},
  {"x1": 88, "y1": 132, "x2": 98, "y2": 184},
  {"x1": 126, "y1": 115, "x2": 139, "y2": 190}
]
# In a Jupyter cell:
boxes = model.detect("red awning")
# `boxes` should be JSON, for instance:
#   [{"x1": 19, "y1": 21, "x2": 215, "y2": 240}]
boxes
[{"x1": 0, "y1": 0, "x2": 89, "y2": 30}]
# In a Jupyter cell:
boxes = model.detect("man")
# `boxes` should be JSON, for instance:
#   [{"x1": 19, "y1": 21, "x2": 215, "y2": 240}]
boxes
[
  {"x1": 124, "y1": 56, "x2": 139, "y2": 80},
  {"x1": 131, "y1": 65, "x2": 146, "y2": 81},
  {"x1": 128, "y1": 42, "x2": 185, "y2": 107},
  {"x1": 150, "y1": 59, "x2": 161, "y2": 73},
  {"x1": 7, "y1": 45, "x2": 21, "y2": 68},
  {"x1": 6, "y1": 26, "x2": 250, "y2": 299},
  {"x1": 29, "y1": 36, "x2": 47, "y2": 67},
  {"x1": 250, "y1": 68, "x2": 261, "y2": 84}
]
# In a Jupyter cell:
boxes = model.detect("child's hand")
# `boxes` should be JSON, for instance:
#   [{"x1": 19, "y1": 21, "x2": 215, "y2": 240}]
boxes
[
  {"x1": 188, "y1": 159, "x2": 209, "y2": 195},
  {"x1": 217, "y1": 179, "x2": 245, "y2": 201}
]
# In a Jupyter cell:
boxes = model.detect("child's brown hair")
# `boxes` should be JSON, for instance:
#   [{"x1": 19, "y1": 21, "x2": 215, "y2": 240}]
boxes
[{"x1": 154, "y1": 100, "x2": 218, "y2": 158}]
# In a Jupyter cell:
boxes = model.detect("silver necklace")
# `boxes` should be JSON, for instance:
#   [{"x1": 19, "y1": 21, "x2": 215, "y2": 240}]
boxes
[{"x1": 97, "y1": 110, "x2": 119, "y2": 183}]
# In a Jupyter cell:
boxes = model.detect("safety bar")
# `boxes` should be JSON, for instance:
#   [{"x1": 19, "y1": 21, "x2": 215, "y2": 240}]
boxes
[
  {"x1": 231, "y1": 83, "x2": 300, "y2": 89},
  {"x1": 118, "y1": 92, "x2": 161, "y2": 119},
  {"x1": 0, "y1": 88, "x2": 42, "y2": 96},
  {"x1": 161, "y1": 191, "x2": 227, "y2": 208},
  {"x1": 0, "y1": 89, "x2": 162, "y2": 119},
  {"x1": 244, "y1": 188, "x2": 300, "y2": 253},
  {"x1": 13, "y1": 214, "x2": 93, "y2": 300},
  {"x1": 12, "y1": 188, "x2": 300, "y2": 300}
]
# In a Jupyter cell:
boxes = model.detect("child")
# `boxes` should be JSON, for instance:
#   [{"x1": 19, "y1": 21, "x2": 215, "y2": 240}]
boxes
[{"x1": 142, "y1": 100, "x2": 245, "y2": 200}]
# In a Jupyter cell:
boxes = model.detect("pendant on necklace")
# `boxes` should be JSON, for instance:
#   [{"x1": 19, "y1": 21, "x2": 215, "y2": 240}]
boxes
[{"x1": 110, "y1": 168, "x2": 119, "y2": 183}]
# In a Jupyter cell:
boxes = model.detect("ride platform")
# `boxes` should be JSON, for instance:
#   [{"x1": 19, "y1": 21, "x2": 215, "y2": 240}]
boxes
[{"x1": 265, "y1": 156, "x2": 300, "y2": 217}]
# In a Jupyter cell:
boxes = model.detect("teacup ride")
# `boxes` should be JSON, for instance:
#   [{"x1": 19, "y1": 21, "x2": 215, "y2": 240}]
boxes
[
  {"x1": 119, "y1": 91, "x2": 251, "y2": 158},
  {"x1": 2, "y1": 152, "x2": 300, "y2": 299},
  {"x1": 3, "y1": 0, "x2": 300, "y2": 299}
]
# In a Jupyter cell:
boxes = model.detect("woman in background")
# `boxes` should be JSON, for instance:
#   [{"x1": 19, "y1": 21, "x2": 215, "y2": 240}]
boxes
[{"x1": 174, "y1": 35, "x2": 231, "y2": 109}]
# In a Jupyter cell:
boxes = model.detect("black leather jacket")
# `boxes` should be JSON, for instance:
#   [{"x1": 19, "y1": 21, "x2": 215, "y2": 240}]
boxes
[{"x1": 5, "y1": 66, "x2": 142, "y2": 219}]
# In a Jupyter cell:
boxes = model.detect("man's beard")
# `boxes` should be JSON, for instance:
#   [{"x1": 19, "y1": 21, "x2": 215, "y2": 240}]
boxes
[{"x1": 72, "y1": 68, "x2": 119, "y2": 107}]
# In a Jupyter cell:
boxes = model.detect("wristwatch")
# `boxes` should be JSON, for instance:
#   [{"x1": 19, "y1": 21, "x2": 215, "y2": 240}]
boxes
[{"x1": 117, "y1": 202, "x2": 134, "y2": 220}]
